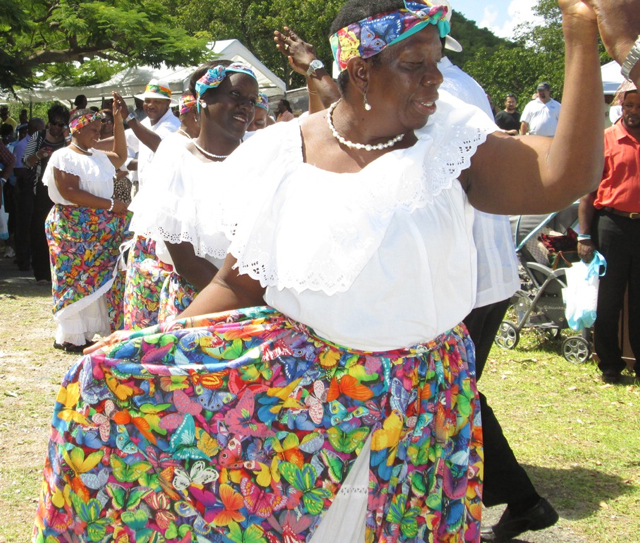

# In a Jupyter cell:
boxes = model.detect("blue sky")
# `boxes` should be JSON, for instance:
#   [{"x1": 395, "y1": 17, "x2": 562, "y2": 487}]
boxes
[{"x1": 453, "y1": 0, "x2": 542, "y2": 40}]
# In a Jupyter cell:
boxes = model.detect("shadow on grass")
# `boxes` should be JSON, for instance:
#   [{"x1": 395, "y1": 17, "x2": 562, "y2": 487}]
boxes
[
  {"x1": 0, "y1": 279, "x2": 52, "y2": 299},
  {"x1": 523, "y1": 463, "x2": 635, "y2": 520}
]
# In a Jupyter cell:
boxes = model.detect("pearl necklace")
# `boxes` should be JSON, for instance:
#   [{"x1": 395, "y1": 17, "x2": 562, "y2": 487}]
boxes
[
  {"x1": 71, "y1": 142, "x2": 91, "y2": 154},
  {"x1": 327, "y1": 101, "x2": 404, "y2": 151},
  {"x1": 192, "y1": 139, "x2": 229, "y2": 160},
  {"x1": 178, "y1": 128, "x2": 192, "y2": 140}
]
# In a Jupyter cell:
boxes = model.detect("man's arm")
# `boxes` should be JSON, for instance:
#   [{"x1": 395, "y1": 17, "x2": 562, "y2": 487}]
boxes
[
  {"x1": 519, "y1": 120, "x2": 529, "y2": 136},
  {"x1": 578, "y1": 192, "x2": 598, "y2": 263}
]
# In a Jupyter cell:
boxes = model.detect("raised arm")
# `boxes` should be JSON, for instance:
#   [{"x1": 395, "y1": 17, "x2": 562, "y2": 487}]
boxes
[
  {"x1": 179, "y1": 254, "x2": 266, "y2": 318},
  {"x1": 112, "y1": 92, "x2": 162, "y2": 152},
  {"x1": 582, "y1": 0, "x2": 640, "y2": 86},
  {"x1": 464, "y1": 0, "x2": 603, "y2": 215},
  {"x1": 102, "y1": 94, "x2": 127, "y2": 168},
  {"x1": 274, "y1": 27, "x2": 340, "y2": 114}
]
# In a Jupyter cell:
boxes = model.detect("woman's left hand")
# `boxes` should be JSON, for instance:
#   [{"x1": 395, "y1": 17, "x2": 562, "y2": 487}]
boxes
[{"x1": 84, "y1": 330, "x2": 131, "y2": 355}]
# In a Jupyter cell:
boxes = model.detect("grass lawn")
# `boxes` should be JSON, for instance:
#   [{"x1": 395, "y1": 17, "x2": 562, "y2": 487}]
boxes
[{"x1": 0, "y1": 270, "x2": 638, "y2": 542}]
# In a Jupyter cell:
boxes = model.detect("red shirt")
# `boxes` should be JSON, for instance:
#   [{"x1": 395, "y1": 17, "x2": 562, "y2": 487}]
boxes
[{"x1": 594, "y1": 121, "x2": 640, "y2": 213}]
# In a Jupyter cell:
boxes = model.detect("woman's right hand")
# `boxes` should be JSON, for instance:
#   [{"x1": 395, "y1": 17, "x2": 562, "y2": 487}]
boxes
[
  {"x1": 111, "y1": 199, "x2": 129, "y2": 214},
  {"x1": 84, "y1": 330, "x2": 131, "y2": 355}
]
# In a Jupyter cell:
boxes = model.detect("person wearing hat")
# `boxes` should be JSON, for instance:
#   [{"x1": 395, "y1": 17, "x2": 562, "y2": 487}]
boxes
[{"x1": 519, "y1": 82, "x2": 562, "y2": 136}]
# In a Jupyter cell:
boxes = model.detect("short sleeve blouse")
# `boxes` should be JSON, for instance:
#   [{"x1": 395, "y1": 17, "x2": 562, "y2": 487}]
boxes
[
  {"x1": 42, "y1": 147, "x2": 115, "y2": 205},
  {"x1": 215, "y1": 91, "x2": 497, "y2": 351}
]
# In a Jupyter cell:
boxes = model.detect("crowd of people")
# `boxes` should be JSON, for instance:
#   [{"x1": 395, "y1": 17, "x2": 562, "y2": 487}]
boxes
[{"x1": 0, "y1": 0, "x2": 638, "y2": 542}]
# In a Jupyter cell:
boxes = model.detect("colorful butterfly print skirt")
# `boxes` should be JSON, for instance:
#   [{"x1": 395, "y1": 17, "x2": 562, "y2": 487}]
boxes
[
  {"x1": 45, "y1": 204, "x2": 132, "y2": 333},
  {"x1": 123, "y1": 236, "x2": 173, "y2": 330},
  {"x1": 34, "y1": 306, "x2": 483, "y2": 543},
  {"x1": 158, "y1": 272, "x2": 198, "y2": 324}
]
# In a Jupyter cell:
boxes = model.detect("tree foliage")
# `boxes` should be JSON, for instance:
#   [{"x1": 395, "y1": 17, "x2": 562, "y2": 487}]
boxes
[
  {"x1": 163, "y1": 0, "x2": 345, "y2": 89},
  {"x1": 1, "y1": 0, "x2": 211, "y2": 94}
]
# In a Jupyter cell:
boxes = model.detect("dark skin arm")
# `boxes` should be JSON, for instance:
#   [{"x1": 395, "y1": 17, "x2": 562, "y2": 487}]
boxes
[
  {"x1": 179, "y1": 254, "x2": 266, "y2": 318},
  {"x1": 577, "y1": 192, "x2": 598, "y2": 263},
  {"x1": 165, "y1": 242, "x2": 219, "y2": 292},
  {"x1": 274, "y1": 27, "x2": 340, "y2": 113},
  {"x1": 54, "y1": 169, "x2": 128, "y2": 213},
  {"x1": 582, "y1": 0, "x2": 640, "y2": 86},
  {"x1": 94, "y1": 93, "x2": 162, "y2": 153}
]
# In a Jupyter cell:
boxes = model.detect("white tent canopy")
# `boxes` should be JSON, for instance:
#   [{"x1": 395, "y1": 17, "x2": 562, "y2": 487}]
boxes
[
  {"x1": 15, "y1": 39, "x2": 286, "y2": 104},
  {"x1": 601, "y1": 60, "x2": 625, "y2": 95}
]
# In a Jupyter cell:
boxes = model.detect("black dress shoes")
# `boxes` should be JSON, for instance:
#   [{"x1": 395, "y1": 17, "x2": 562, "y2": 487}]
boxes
[{"x1": 481, "y1": 498, "x2": 559, "y2": 542}]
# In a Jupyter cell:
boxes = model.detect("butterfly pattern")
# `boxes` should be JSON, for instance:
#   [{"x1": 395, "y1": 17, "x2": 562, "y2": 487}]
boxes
[
  {"x1": 34, "y1": 306, "x2": 482, "y2": 542},
  {"x1": 123, "y1": 236, "x2": 173, "y2": 330},
  {"x1": 159, "y1": 271, "x2": 198, "y2": 324},
  {"x1": 45, "y1": 204, "x2": 132, "y2": 333}
]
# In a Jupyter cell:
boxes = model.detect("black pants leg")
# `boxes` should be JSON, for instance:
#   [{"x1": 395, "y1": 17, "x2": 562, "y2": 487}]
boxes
[
  {"x1": 30, "y1": 181, "x2": 53, "y2": 282},
  {"x1": 13, "y1": 169, "x2": 35, "y2": 270},
  {"x1": 593, "y1": 211, "x2": 640, "y2": 374},
  {"x1": 464, "y1": 300, "x2": 538, "y2": 508}
]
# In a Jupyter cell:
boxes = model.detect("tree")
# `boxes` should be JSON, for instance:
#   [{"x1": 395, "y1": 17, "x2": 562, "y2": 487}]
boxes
[
  {"x1": 1, "y1": 0, "x2": 211, "y2": 94},
  {"x1": 164, "y1": 0, "x2": 345, "y2": 89}
]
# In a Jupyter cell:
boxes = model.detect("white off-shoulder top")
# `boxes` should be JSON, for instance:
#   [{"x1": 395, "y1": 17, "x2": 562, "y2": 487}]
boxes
[
  {"x1": 210, "y1": 91, "x2": 498, "y2": 351},
  {"x1": 42, "y1": 147, "x2": 115, "y2": 204},
  {"x1": 129, "y1": 134, "x2": 228, "y2": 269}
]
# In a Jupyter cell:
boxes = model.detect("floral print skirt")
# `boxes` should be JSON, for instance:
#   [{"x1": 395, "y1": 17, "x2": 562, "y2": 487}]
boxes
[
  {"x1": 33, "y1": 307, "x2": 482, "y2": 543},
  {"x1": 158, "y1": 272, "x2": 198, "y2": 324},
  {"x1": 45, "y1": 204, "x2": 131, "y2": 334},
  {"x1": 123, "y1": 236, "x2": 173, "y2": 330}
]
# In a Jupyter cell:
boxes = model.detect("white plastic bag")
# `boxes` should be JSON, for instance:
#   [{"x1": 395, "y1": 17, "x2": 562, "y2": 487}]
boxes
[
  {"x1": 0, "y1": 180, "x2": 8, "y2": 241},
  {"x1": 562, "y1": 251, "x2": 606, "y2": 331}
]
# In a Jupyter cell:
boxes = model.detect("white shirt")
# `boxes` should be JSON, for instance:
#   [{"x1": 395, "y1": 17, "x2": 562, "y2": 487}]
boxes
[
  {"x1": 439, "y1": 57, "x2": 520, "y2": 308},
  {"x1": 214, "y1": 92, "x2": 497, "y2": 351},
  {"x1": 521, "y1": 97, "x2": 561, "y2": 136},
  {"x1": 125, "y1": 107, "x2": 180, "y2": 189},
  {"x1": 42, "y1": 147, "x2": 115, "y2": 204},
  {"x1": 129, "y1": 134, "x2": 227, "y2": 269}
]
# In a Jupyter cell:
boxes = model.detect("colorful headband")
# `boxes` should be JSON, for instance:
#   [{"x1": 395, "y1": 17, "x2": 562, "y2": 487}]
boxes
[
  {"x1": 256, "y1": 92, "x2": 269, "y2": 111},
  {"x1": 179, "y1": 93, "x2": 198, "y2": 115},
  {"x1": 195, "y1": 63, "x2": 258, "y2": 112},
  {"x1": 330, "y1": 1, "x2": 451, "y2": 72},
  {"x1": 69, "y1": 112, "x2": 101, "y2": 134},
  {"x1": 145, "y1": 83, "x2": 172, "y2": 99}
]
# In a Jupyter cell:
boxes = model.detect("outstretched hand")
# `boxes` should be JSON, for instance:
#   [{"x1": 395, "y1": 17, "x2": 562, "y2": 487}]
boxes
[
  {"x1": 274, "y1": 27, "x2": 318, "y2": 77},
  {"x1": 84, "y1": 330, "x2": 131, "y2": 355}
]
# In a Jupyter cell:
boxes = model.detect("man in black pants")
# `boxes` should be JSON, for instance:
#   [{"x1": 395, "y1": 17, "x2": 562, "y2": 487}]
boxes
[{"x1": 464, "y1": 301, "x2": 558, "y2": 542}]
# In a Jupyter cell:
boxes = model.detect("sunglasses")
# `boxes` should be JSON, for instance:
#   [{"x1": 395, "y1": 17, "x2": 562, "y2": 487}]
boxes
[{"x1": 51, "y1": 121, "x2": 67, "y2": 128}]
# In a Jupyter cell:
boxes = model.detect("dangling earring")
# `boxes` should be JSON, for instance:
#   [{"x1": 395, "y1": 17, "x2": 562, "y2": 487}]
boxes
[{"x1": 364, "y1": 93, "x2": 372, "y2": 111}]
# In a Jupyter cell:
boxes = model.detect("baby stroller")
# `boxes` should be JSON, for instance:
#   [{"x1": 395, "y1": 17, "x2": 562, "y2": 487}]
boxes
[{"x1": 494, "y1": 202, "x2": 592, "y2": 363}]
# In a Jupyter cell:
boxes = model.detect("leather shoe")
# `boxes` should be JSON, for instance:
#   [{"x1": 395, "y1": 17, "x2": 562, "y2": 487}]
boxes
[
  {"x1": 602, "y1": 370, "x2": 621, "y2": 384},
  {"x1": 481, "y1": 498, "x2": 559, "y2": 542}
]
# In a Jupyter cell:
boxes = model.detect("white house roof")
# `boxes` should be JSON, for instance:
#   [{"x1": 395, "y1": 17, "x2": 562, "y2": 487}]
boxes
[{"x1": 16, "y1": 39, "x2": 286, "y2": 104}]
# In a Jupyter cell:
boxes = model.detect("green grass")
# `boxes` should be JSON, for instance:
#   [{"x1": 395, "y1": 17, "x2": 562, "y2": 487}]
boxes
[{"x1": 1, "y1": 279, "x2": 638, "y2": 542}]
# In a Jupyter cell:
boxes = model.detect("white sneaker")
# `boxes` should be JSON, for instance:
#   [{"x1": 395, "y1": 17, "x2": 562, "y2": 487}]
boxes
[{"x1": 4, "y1": 247, "x2": 15, "y2": 258}]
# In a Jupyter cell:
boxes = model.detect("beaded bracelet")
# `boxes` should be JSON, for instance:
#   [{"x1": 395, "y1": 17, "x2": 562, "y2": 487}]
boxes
[
  {"x1": 108, "y1": 198, "x2": 115, "y2": 212},
  {"x1": 577, "y1": 234, "x2": 591, "y2": 241}
]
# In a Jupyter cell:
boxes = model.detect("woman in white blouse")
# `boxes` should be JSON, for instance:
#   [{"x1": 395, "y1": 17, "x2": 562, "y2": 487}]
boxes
[
  {"x1": 42, "y1": 103, "x2": 130, "y2": 351},
  {"x1": 36, "y1": 1, "x2": 604, "y2": 541}
]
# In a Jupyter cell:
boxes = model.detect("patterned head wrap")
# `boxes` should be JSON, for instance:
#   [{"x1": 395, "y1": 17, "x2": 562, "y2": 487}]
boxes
[
  {"x1": 195, "y1": 63, "x2": 258, "y2": 112},
  {"x1": 69, "y1": 112, "x2": 102, "y2": 134},
  {"x1": 330, "y1": 0, "x2": 451, "y2": 72},
  {"x1": 256, "y1": 92, "x2": 269, "y2": 111},
  {"x1": 179, "y1": 93, "x2": 198, "y2": 115}
]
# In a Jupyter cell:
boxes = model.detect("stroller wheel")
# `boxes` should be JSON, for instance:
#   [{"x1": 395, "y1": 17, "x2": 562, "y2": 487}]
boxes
[
  {"x1": 495, "y1": 321, "x2": 520, "y2": 350},
  {"x1": 562, "y1": 336, "x2": 591, "y2": 363}
]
